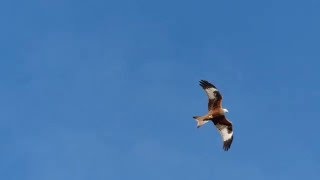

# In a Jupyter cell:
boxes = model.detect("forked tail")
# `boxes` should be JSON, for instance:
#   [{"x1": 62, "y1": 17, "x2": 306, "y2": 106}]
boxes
[{"x1": 193, "y1": 116, "x2": 210, "y2": 128}]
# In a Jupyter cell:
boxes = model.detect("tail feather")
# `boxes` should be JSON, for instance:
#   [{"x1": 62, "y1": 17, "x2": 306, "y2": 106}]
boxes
[{"x1": 193, "y1": 116, "x2": 210, "y2": 128}]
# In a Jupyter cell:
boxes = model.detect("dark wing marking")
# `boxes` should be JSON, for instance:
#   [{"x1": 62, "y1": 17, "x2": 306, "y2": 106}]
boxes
[
  {"x1": 199, "y1": 80, "x2": 223, "y2": 110},
  {"x1": 211, "y1": 115, "x2": 234, "y2": 151}
]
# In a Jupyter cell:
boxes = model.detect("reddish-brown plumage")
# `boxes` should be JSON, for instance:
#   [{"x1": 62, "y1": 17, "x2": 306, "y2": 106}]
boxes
[{"x1": 193, "y1": 80, "x2": 234, "y2": 151}]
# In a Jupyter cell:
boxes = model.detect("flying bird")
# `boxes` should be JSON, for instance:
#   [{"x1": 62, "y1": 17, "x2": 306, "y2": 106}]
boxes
[{"x1": 193, "y1": 80, "x2": 234, "y2": 151}]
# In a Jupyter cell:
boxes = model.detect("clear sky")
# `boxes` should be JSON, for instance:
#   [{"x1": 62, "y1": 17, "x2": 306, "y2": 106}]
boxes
[{"x1": 1, "y1": 0, "x2": 320, "y2": 179}]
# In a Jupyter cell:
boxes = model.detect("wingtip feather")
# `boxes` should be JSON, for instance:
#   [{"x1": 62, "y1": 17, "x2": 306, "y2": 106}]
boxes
[
  {"x1": 223, "y1": 135, "x2": 233, "y2": 151},
  {"x1": 199, "y1": 80, "x2": 216, "y2": 89}
]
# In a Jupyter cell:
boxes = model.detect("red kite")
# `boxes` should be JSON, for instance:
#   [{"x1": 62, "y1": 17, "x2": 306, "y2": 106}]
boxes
[{"x1": 193, "y1": 80, "x2": 234, "y2": 151}]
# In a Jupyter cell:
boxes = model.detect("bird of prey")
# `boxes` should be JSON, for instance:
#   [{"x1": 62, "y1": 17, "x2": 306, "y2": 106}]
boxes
[{"x1": 193, "y1": 80, "x2": 234, "y2": 151}]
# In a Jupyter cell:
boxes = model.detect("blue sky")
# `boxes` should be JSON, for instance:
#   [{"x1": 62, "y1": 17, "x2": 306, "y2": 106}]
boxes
[{"x1": 1, "y1": 0, "x2": 320, "y2": 179}]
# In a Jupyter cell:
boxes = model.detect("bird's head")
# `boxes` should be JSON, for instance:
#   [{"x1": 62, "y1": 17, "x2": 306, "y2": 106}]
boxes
[{"x1": 223, "y1": 108, "x2": 229, "y2": 113}]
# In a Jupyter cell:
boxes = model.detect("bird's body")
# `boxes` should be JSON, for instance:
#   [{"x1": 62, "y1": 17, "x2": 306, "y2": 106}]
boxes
[{"x1": 193, "y1": 80, "x2": 234, "y2": 151}]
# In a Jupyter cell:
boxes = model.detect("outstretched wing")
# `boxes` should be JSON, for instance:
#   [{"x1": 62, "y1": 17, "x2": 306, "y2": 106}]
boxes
[
  {"x1": 211, "y1": 115, "x2": 234, "y2": 151},
  {"x1": 199, "y1": 80, "x2": 223, "y2": 110}
]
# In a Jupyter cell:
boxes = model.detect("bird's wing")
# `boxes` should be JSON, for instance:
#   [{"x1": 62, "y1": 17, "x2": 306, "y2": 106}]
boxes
[
  {"x1": 199, "y1": 80, "x2": 223, "y2": 111},
  {"x1": 212, "y1": 115, "x2": 234, "y2": 151}
]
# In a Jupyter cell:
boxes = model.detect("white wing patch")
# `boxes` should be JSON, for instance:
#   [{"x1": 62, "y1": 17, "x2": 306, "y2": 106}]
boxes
[
  {"x1": 204, "y1": 87, "x2": 218, "y2": 100},
  {"x1": 215, "y1": 124, "x2": 233, "y2": 142}
]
